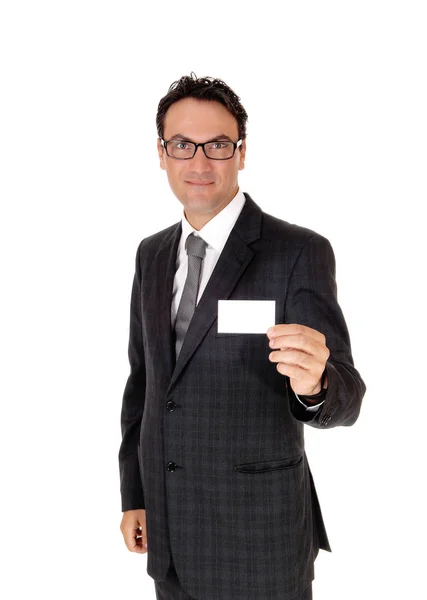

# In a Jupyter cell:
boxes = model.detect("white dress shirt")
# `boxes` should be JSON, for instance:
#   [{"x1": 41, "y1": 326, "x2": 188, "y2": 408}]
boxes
[{"x1": 171, "y1": 188, "x2": 324, "y2": 412}]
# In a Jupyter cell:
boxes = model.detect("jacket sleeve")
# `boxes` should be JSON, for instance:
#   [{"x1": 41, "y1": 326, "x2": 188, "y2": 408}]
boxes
[
  {"x1": 284, "y1": 233, "x2": 366, "y2": 428},
  {"x1": 118, "y1": 240, "x2": 146, "y2": 510}
]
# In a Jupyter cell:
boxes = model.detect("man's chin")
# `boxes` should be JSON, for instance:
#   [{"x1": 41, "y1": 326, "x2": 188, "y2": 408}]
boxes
[{"x1": 180, "y1": 194, "x2": 221, "y2": 214}]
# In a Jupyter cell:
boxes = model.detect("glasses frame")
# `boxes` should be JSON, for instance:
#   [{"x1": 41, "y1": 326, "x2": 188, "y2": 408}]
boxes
[{"x1": 160, "y1": 138, "x2": 243, "y2": 160}]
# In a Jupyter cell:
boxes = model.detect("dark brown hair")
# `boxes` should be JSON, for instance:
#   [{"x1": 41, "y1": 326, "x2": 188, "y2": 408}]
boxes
[{"x1": 156, "y1": 72, "x2": 248, "y2": 141}]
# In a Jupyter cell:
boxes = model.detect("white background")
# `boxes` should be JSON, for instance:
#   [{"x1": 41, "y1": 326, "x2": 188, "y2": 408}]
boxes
[{"x1": 1, "y1": 1, "x2": 426, "y2": 598}]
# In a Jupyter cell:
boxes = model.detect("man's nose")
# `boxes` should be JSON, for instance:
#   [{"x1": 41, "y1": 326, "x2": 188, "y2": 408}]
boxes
[{"x1": 190, "y1": 145, "x2": 212, "y2": 167}]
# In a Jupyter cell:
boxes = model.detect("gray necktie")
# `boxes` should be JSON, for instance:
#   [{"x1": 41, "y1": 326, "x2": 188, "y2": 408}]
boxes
[{"x1": 175, "y1": 232, "x2": 208, "y2": 359}]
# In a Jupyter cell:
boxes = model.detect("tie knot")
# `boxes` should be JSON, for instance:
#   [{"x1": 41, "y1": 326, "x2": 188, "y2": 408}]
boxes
[{"x1": 185, "y1": 232, "x2": 207, "y2": 259}]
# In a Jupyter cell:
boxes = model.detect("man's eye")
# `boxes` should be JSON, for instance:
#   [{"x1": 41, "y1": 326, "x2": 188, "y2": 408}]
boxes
[
  {"x1": 209, "y1": 142, "x2": 228, "y2": 149},
  {"x1": 174, "y1": 142, "x2": 189, "y2": 149}
]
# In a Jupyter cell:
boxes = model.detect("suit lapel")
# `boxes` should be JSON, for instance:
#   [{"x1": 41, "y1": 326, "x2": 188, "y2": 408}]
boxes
[
  {"x1": 146, "y1": 223, "x2": 181, "y2": 387},
  {"x1": 146, "y1": 193, "x2": 263, "y2": 395}
]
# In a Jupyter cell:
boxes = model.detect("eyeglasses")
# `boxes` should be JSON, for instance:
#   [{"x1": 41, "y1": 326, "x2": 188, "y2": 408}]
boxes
[{"x1": 160, "y1": 138, "x2": 243, "y2": 160}]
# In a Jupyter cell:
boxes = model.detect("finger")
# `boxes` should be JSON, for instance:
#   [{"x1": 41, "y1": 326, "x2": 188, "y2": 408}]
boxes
[
  {"x1": 267, "y1": 324, "x2": 326, "y2": 344},
  {"x1": 132, "y1": 535, "x2": 147, "y2": 554},
  {"x1": 123, "y1": 526, "x2": 147, "y2": 554},
  {"x1": 268, "y1": 348, "x2": 316, "y2": 369},
  {"x1": 271, "y1": 343, "x2": 329, "y2": 364},
  {"x1": 134, "y1": 524, "x2": 148, "y2": 551},
  {"x1": 140, "y1": 527, "x2": 148, "y2": 549},
  {"x1": 133, "y1": 530, "x2": 148, "y2": 553},
  {"x1": 268, "y1": 334, "x2": 320, "y2": 356},
  {"x1": 275, "y1": 361, "x2": 319, "y2": 384},
  {"x1": 136, "y1": 522, "x2": 148, "y2": 550}
]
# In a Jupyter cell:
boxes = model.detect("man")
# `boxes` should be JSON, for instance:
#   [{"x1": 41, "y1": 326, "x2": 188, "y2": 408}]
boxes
[{"x1": 118, "y1": 74, "x2": 366, "y2": 600}]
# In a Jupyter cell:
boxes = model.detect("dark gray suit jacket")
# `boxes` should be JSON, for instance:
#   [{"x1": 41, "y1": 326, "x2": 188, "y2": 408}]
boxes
[{"x1": 118, "y1": 192, "x2": 366, "y2": 600}]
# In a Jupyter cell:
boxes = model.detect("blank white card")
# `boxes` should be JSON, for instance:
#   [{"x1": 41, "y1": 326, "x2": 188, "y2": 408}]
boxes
[{"x1": 217, "y1": 300, "x2": 276, "y2": 334}]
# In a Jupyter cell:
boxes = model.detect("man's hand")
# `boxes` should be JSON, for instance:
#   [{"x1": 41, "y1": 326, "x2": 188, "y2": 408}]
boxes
[
  {"x1": 120, "y1": 509, "x2": 148, "y2": 554},
  {"x1": 266, "y1": 324, "x2": 329, "y2": 396}
]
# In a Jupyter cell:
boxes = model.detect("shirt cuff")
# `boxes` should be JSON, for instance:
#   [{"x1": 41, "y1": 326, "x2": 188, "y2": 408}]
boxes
[{"x1": 294, "y1": 393, "x2": 325, "y2": 412}]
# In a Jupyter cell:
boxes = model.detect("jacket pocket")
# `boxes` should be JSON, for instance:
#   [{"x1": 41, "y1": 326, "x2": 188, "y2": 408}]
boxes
[{"x1": 234, "y1": 454, "x2": 303, "y2": 474}]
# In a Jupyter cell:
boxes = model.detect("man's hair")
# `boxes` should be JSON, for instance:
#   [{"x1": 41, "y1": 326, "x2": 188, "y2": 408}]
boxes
[{"x1": 156, "y1": 72, "x2": 248, "y2": 141}]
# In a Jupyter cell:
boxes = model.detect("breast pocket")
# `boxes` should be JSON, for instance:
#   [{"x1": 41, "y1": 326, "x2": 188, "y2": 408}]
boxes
[
  {"x1": 215, "y1": 332, "x2": 257, "y2": 338},
  {"x1": 215, "y1": 332, "x2": 270, "y2": 341},
  {"x1": 234, "y1": 454, "x2": 303, "y2": 474}
]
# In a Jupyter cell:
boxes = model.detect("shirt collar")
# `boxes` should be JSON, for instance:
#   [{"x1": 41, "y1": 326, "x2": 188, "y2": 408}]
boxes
[{"x1": 180, "y1": 189, "x2": 246, "y2": 252}]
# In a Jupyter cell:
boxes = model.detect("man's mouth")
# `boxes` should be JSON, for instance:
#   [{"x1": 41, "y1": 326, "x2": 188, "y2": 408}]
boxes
[{"x1": 186, "y1": 180, "x2": 214, "y2": 186}]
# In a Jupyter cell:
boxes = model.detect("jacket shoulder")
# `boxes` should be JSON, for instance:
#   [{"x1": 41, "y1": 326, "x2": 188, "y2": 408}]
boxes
[
  {"x1": 260, "y1": 209, "x2": 330, "y2": 248},
  {"x1": 139, "y1": 222, "x2": 179, "y2": 249},
  {"x1": 133, "y1": 222, "x2": 179, "y2": 259}
]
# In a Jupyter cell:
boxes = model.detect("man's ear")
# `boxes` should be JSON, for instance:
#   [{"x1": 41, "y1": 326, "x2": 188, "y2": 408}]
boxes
[
  {"x1": 157, "y1": 138, "x2": 166, "y2": 170},
  {"x1": 238, "y1": 139, "x2": 246, "y2": 171}
]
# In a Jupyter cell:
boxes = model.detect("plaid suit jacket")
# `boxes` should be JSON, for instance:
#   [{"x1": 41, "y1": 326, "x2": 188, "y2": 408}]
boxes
[{"x1": 118, "y1": 192, "x2": 366, "y2": 599}]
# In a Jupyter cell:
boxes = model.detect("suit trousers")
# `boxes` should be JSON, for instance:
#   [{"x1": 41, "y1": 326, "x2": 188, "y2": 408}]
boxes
[{"x1": 154, "y1": 556, "x2": 313, "y2": 600}]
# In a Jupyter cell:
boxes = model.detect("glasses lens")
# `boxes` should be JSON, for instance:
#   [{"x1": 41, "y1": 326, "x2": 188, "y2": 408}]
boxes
[
  {"x1": 166, "y1": 141, "x2": 196, "y2": 158},
  {"x1": 204, "y1": 142, "x2": 234, "y2": 159}
]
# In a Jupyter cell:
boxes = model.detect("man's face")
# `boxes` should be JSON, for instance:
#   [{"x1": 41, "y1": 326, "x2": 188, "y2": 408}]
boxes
[{"x1": 157, "y1": 98, "x2": 246, "y2": 225}]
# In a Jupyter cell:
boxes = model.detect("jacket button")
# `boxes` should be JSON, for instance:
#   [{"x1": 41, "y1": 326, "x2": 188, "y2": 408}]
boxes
[
  {"x1": 166, "y1": 461, "x2": 177, "y2": 472},
  {"x1": 166, "y1": 400, "x2": 177, "y2": 411}
]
